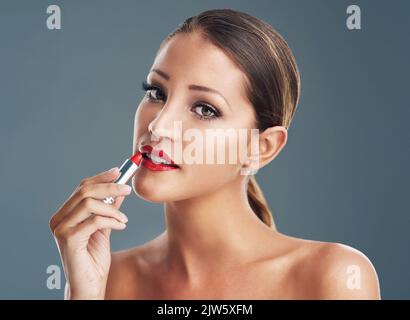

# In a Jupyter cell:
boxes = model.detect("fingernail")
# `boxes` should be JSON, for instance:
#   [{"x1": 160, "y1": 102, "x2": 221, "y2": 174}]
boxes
[
  {"x1": 120, "y1": 212, "x2": 128, "y2": 223},
  {"x1": 107, "y1": 167, "x2": 117, "y2": 173},
  {"x1": 119, "y1": 184, "x2": 132, "y2": 193}
]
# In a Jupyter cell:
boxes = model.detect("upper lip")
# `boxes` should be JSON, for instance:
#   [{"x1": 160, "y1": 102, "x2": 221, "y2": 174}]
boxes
[{"x1": 138, "y1": 145, "x2": 179, "y2": 167}]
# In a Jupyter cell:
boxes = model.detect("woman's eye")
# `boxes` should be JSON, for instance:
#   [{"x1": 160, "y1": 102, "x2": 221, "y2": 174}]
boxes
[
  {"x1": 147, "y1": 88, "x2": 165, "y2": 101},
  {"x1": 192, "y1": 104, "x2": 219, "y2": 121},
  {"x1": 142, "y1": 81, "x2": 166, "y2": 101},
  {"x1": 141, "y1": 81, "x2": 221, "y2": 122}
]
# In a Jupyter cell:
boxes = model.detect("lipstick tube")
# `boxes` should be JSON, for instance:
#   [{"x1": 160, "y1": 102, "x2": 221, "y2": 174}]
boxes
[{"x1": 103, "y1": 152, "x2": 143, "y2": 204}]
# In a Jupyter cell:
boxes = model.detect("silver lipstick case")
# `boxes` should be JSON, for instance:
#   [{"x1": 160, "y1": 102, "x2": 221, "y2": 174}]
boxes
[{"x1": 103, "y1": 158, "x2": 139, "y2": 204}]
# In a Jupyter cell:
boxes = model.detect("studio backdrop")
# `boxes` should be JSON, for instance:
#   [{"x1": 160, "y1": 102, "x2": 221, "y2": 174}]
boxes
[{"x1": 0, "y1": 0, "x2": 409, "y2": 299}]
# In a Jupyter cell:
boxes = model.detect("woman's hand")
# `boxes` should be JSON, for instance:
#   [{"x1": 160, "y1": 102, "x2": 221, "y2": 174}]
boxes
[{"x1": 49, "y1": 167, "x2": 132, "y2": 299}]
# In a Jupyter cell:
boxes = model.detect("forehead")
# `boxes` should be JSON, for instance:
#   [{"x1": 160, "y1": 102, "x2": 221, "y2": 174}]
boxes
[{"x1": 151, "y1": 32, "x2": 248, "y2": 101}]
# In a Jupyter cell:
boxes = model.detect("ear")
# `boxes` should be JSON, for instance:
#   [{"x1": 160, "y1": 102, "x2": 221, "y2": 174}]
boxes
[{"x1": 244, "y1": 126, "x2": 287, "y2": 173}]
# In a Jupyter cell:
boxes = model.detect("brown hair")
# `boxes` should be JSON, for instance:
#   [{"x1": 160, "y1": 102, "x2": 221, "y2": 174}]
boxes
[{"x1": 161, "y1": 9, "x2": 301, "y2": 229}]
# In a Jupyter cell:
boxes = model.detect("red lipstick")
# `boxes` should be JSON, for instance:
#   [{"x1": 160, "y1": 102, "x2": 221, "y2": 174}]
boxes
[
  {"x1": 103, "y1": 151, "x2": 143, "y2": 204},
  {"x1": 139, "y1": 145, "x2": 180, "y2": 171}
]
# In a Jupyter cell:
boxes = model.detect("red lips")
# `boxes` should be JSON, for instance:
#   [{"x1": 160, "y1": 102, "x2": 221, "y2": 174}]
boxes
[{"x1": 139, "y1": 145, "x2": 180, "y2": 171}]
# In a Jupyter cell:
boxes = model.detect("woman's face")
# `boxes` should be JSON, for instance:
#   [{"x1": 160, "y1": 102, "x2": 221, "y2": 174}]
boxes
[{"x1": 132, "y1": 31, "x2": 258, "y2": 202}]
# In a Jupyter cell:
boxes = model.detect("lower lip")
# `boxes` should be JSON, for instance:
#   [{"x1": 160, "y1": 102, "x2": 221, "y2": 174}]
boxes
[{"x1": 141, "y1": 156, "x2": 180, "y2": 171}]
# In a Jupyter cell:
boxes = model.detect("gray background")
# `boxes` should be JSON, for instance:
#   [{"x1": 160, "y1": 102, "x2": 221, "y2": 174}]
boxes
[{"x1": 0, "y1": 0, "x2": 409, "y2": 299}]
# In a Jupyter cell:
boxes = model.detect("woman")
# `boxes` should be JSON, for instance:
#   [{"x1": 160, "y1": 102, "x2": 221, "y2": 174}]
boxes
[{"x1": 49, "y1": 9, "x2": 380, "y2": 299}]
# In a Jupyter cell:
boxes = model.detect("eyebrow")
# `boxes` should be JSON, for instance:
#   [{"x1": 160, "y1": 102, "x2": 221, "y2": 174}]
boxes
[{"x1": 150, "y1": 68, "x2": 231, "y2": 110}]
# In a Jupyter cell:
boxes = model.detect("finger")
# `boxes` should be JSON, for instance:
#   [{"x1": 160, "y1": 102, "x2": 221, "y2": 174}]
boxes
[
  {"x1": 76, "y1": 182, "x2": 132, "y2": 200},
  {"x1": 74, "y1": 215, "x2": 126, "y2": 240},
  {"x1": 50, "y1": 180, "x2": 130, "y2": 231},
  {"x1": 61, "y1": 198, "x2": 128, "y2": 228},
  {"x1": 89, "y1": 229, "x2": 111, "y2": 247},
  {"x1": 79, "y1": 167, "x2": 121, "y2": 188},
  {"x1": 113, "y1": 196, "x2": 125, "y2": 210},
  {"x1": 101, "y1": 195, "x2": 125, "y2": 239},
  {"x1": 50, "y1": 168, "x2": 120, "y2": 231},
  {"x1": 100, "y1": 228, "x2": 112, "y2": 239},
  {"x1": 67, "y1": 167, "x2": 122, "y2": 199}
]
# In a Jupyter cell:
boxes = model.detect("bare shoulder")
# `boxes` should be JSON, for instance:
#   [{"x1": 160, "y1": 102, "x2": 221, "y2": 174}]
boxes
[
  {"x1": 283, "y1": 237, "x2": 381, "y2": 299},
  {"x1": 312, "y1": 242, "x2": 380, "y2": 299}
]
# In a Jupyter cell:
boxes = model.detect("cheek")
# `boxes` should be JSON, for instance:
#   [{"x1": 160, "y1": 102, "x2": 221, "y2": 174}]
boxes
[
  {"x1": 130, "y1": 110, "x2": 250, "y2": 201},
  {"x1": 133, "y1": 103, "x2": 150, "y2": 133},
  {"x1": 131, "y1": 161, "x2": 238, "y2": 203}
]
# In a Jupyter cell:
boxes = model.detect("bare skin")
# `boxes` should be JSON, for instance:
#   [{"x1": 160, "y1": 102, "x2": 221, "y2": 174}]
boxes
[
  {"x1": 50, "y1": 31, "x2": 380, "y2": 300},
  {"x1": 107, "y1": 31, "x2": 380, "y2": 299},
  {"x1": 105, "y1": 230, "x2": 380, "y2": 299}
]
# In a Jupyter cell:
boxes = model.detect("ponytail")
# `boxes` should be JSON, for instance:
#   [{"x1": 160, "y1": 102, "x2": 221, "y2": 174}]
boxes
[{"x1": 247, "y1": 176, "x2": 276, "y2": 230}]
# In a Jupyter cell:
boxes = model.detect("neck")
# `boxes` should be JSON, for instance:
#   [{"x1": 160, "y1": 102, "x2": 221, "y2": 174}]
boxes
[{"x1": 161, "y1": 177, "x2": 273, "y2": 283}]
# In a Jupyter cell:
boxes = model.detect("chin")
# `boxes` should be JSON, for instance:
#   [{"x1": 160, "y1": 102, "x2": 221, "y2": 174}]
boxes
[{"x1": 131, "y1": 175, "x2": 183, "y2": 203}]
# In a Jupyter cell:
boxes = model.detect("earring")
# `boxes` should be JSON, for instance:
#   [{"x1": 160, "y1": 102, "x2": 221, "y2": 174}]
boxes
[{"x1": 240, "y1": 158, "x2": 252, "y2": 176}]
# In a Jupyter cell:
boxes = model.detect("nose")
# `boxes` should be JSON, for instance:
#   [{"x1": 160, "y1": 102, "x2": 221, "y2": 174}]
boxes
[
  {"x1": 147, "y1": 104, "x2": 182, "y2": 143},
  {"x1": 148, "y1": 120, "x2": 172, "y2": 142}
]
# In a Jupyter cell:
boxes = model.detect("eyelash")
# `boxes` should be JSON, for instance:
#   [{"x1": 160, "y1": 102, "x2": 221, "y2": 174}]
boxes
[{"x1": 141, "y1": 80, "x2": 221, "y2": 122}]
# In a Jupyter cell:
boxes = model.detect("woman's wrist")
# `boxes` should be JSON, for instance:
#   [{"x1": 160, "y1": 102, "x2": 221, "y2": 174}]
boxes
[
  {"x1": 68, "y1": 291, "x2": 106, "y2": 300},
  {"x1": 65, "y1": 282, "x2": 106, "y2": 300}
]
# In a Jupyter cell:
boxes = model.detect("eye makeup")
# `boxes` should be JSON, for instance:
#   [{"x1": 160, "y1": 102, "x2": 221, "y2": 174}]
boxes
[
  {"x1": 141, "y1": 80, "x2": 223, "y2": 122},
  {"x1": 141, "y1": 80, "x2": 166, "y2": 101}
]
